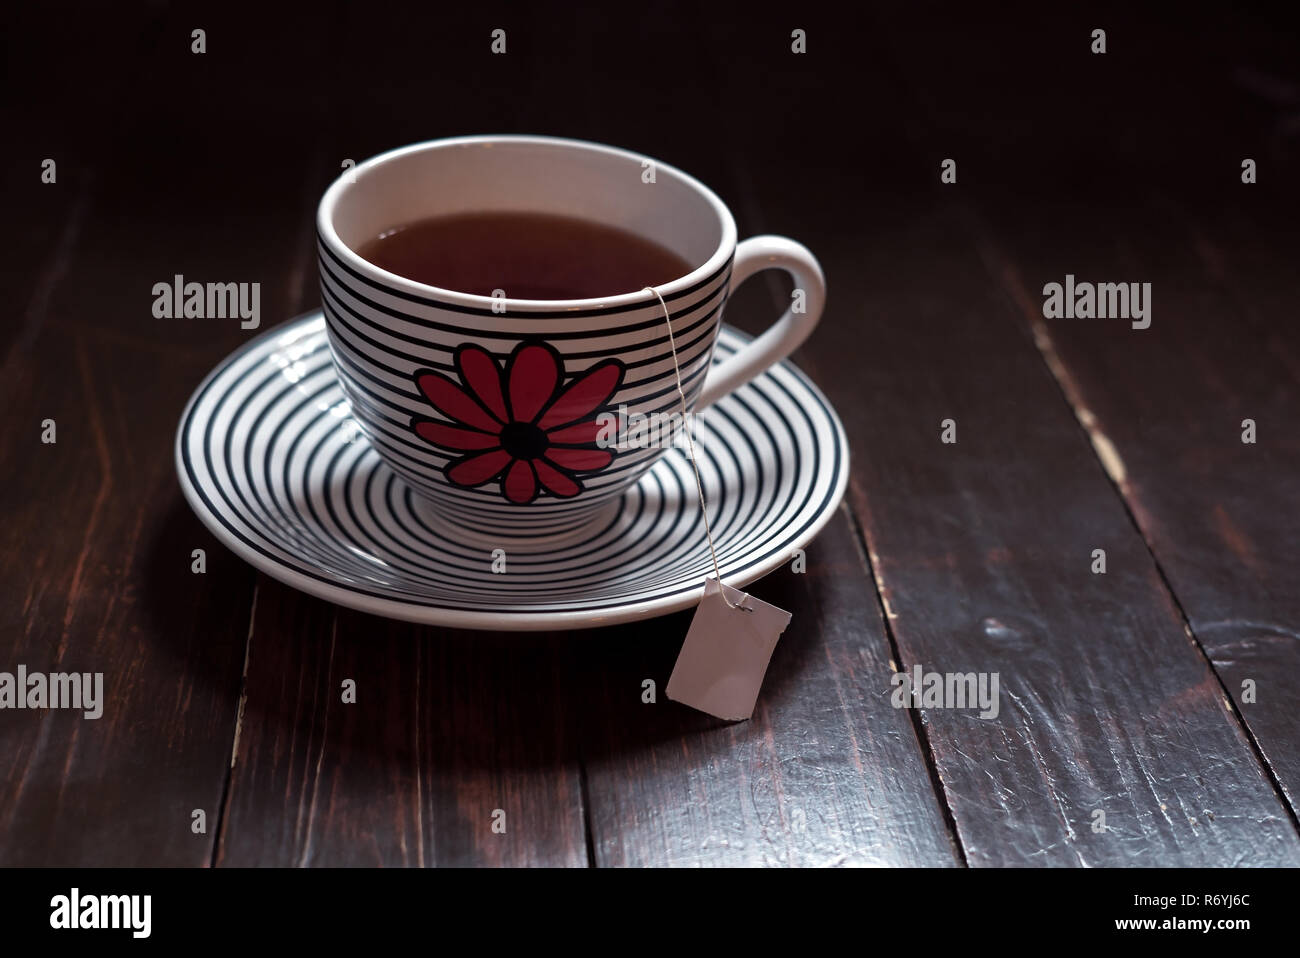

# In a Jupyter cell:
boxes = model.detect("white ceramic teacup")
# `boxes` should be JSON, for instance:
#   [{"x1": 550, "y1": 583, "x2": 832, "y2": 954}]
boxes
[{"x1": 317, "y1": 135, "x2": 825, "y2": 539}]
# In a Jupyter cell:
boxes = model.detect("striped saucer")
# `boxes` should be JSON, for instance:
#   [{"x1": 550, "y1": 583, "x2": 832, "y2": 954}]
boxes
[{"x1": 175, "y1": 312, "x2": 849, "y2": 630}]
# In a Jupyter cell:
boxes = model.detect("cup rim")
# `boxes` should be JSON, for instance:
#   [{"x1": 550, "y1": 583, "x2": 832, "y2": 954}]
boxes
[{"x1": 317, "y1": 134, "x2": 738, "y2": 312}]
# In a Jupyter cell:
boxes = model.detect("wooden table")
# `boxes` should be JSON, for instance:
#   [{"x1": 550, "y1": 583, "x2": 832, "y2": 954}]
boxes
[{"x1": 4, "y1": 3, "x2": 1298, "y2": 867}]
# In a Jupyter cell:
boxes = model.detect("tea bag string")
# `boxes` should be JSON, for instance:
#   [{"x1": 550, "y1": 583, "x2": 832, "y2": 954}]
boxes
[{"x1": 644, "y1": 286, "x2": 752, "y2": 613}]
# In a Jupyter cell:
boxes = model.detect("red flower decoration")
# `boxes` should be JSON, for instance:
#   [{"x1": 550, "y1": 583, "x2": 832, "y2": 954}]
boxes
[{"x1": 410, "y1": 342, "x2": 625, "y2": 504}]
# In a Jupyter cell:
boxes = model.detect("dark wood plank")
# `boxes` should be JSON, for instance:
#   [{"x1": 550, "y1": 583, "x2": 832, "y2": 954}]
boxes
[
  {"x1": 0, "y1": 6, "x2": 160, "y2": 363},
  {"x1": 1191, "y1": 204, "x2": 1300, "y2": 813},
  {"x1": 970, "y1": 193, "x2": 1300, "y2": 819},
  {"x1": 698, "y1": 8, "x2": 1300, "y2": 865},
  {"x1": 216, "y1": 584, "x2": 588, "y2": 867},
  {"x1": 1184, "y1": 204, "x2": 1300, "y2": 391},
  {"x1": 836, "y1": 206, "x2": 1297, "y2": 865},
  {"x1": 0, "y1": 113, "x2": 85, "y2": 367},
  {"x1": 0, "y1": 6, "x2": 330, "y2": 864},
  {"x1": 575, "y1": 512, "x2": 960, "y2": 867},
  {"x1": 866, "y1": 0, "x2": 1300, "y2": 827}
]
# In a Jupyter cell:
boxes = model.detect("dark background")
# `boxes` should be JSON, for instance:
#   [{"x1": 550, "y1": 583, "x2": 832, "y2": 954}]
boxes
[{"x1": 2, "y1": 1, "x2": 1298, "y2": 866}]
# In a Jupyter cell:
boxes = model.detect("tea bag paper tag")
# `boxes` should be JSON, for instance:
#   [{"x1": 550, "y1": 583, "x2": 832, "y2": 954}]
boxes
[{"x1": 666, "y1": 577, "x2": 792, "y2": 721}]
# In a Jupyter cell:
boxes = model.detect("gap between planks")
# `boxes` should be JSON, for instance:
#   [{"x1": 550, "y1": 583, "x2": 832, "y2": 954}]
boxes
[
  {"x1": 842, "y1": 501, "x2": 970, "y2": 866},
  {"x1": 210, "y1": 583, "x2": 259, "y2": 867}
]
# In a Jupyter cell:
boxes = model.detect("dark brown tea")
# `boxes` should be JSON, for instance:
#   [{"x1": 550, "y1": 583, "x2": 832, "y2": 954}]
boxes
[{"x1": 355, "y1": 211, "x2": 692, "y2": 300}]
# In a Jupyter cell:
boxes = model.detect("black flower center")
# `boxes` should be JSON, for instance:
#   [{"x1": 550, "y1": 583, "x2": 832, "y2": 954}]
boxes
[{"x1": 499, "y1": 421, "x2": 549, "y2": 460}]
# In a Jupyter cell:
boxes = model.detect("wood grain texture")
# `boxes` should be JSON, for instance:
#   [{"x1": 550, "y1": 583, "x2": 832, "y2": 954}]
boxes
[
  {"x1": 216, "y1": 582, "x2": 588, "y2": 867},
  {"x1": 865, "y1": 0, "x2": 1300, "y2": 832},
  {"x1": 698, "y1": 13, "x2": 1300, "y2": 864},
  {"x1": 813, "y1": 3, "x2": 1300, "y2": 866},
  {"x1": 832, "y1": 206, "x2": 1298, "y2": 866},
  {"x1": 576, "y1": 512, "x2": 960, "y2": 867},
  {"x1": 0, "y1": 6, "x2": 326, "y2": 864},
  {"x1": 1194, "y1": 206, "x2": 1300, "y2": 816},
  {"x1": 972, "y1": 194, "x2": 1300, "y2": 820}
]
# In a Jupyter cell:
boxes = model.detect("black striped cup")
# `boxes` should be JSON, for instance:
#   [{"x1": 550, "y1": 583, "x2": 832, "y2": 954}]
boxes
[{"x1": 317, "y1": 135, "x2": 824, "y2": 540}]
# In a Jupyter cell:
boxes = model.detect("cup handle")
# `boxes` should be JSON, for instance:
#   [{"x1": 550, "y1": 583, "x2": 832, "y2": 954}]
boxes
[{"x1": 696, "y1": 235, "x2": 826, "y2": 409}]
